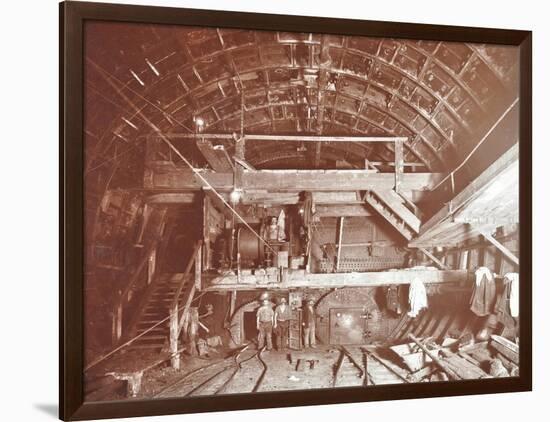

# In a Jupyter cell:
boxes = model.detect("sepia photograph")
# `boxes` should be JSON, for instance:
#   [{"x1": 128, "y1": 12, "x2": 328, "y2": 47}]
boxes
[{"x1": 78, "y1": 10, "x2": 523, "y2": 408}]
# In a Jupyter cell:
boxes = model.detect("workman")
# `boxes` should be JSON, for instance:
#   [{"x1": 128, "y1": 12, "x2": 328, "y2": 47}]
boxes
[
  {"x1": 302, "y1": 298, "x2": 317, "y2": 348},
  {"x1": 273, "y1": 297, "x2": 292, "y2": 350},
  {"x1": 256, "y1": 299, "x2": 274, "y2": 351}
]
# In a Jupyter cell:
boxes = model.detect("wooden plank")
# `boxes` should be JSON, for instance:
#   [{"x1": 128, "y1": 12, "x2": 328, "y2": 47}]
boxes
[
  {"x1": 443, "y1": 354, "x2": 489, "y2": 379},
  {"x1": 169, "y1": 307, "x2": 180, "y2": 369},
  {"x1": 478, "y1": 230, "x2": 519, "y2": 266},
  {"x1": 490, "y1": 335, "x2": 519, "y2": 364},
  {"x1": 408, "y1": 335, "x2": 461, "y2": 381},
  {"x1": 196, "y1": 139, "x2": 234, "y2": 172},
  {"x1": 411, "y1": 144, "x2": 519, "y2": 246},
  {"x1": 204, "y1": 269, "x2": 469, "y2": 290},
  {"x1": 146, "y1": 193, "x2": 197, "y2": 203},
  {"x1": 419, "y1": 248, "x2": 450, "y2": 270},
  {"x1": 363, "y1": 350, "x2": 410, "y2": 382},
  {"x1": 364, "y1": 191, "x2": 413, "y2": 240},
  {"x1": 195, "y1": 245, "x2": 202, "y2": 291},
  {"x1": 395, "y1": 140, "x2": 404, "y2": 193},
  {"x1": 374, "y1": 190, "x2": 420, "y2": 233},
  {"x1": 161, "y1": 133, "x2": 408, "y2": 143},
  {"x1": 314, "y1": 204, "x2": 373, "y2": 217},
  {"x1": 412, "y1": 221, "x2": 494, "y2": 248},
  {"x1": 145, "y1": 166, "x2": 444, "y2": 192}
]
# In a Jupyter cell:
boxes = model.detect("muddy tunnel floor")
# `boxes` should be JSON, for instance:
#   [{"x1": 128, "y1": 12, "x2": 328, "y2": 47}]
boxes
[{"x1": 85, "y1": 333, "x2": 518, "y2": 402}]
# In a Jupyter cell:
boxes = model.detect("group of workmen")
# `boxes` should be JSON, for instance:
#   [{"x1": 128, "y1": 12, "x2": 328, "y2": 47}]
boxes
[{"x1": 256, "y1": 297, "x2": 317, "y2": 351}]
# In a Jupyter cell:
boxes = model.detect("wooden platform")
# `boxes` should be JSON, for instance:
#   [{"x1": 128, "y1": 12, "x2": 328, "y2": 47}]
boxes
[{"x1": 203, "y1": 268, "x2": 469, "y2": 291}]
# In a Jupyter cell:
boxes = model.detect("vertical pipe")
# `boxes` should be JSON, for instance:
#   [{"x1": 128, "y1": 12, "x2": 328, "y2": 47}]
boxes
[{"x1": 394, "y1": 140, "x2": 404, "y2": 193}]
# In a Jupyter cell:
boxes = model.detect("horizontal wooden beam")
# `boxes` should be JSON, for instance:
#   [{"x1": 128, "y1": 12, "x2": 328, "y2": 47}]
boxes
[
  {"x1": 145, "y1": 193, "x2": 197, "y2": 203},
  {"x1": 156, "y1": 133, "x2": 408, "y2": 143},
  {"x1": 143, "y1": 191, "x2": 366, "y2": 206},
  {"x1": 145, "y1": 165, "x2": 443, "y2": 192},
  {"x1": 314, "y1": 204, "x2": 373, "y2": 217},
  {"x1": 203, "y1": 269, "x2": 469, "y2": 290}
]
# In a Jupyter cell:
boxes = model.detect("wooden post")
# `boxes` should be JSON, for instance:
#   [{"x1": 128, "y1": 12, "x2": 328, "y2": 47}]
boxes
[
  {"x1": 195, "y1": 244, "x2": 202, "y2": 291},
  {"x1": 234, "y1": 133, "x2": 245, "y2": 191},
  {"x1": 229, "y1": 290, "x2": 237, "y2": 318},
  {"x1": 335, "y1": 217, "x2": 344, "y2": 272},
  {"x1": 169, "y1": 305, "x2": 180, "y2": 370},
  {"x1": 203, "y1": 195, "x2": 212, "y2": 270},
  {"x1": 460, "y1": 250, "x2": 469, "y2": 270},
  {"x1": 394, "y1": 140, "x2": 404, "y2": 193}
]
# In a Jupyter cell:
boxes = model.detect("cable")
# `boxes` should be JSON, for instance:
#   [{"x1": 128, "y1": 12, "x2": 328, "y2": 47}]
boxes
[{"x1": 85, "y1": 312, "x2": 172, "y2": 372}]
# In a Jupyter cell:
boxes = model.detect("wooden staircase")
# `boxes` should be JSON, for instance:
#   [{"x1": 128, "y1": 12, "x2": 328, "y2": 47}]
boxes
[
  {"x1": 364, "y1": 190, "x2": 421, "y2": 241},
  {"x1": 125, "y1": 273, "x2": 192, "y2": 352}
]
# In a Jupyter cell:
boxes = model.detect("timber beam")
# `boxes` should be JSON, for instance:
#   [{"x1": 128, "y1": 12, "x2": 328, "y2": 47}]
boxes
[
  {"x1": 195, "y1": 139, "x2": 234, "y2": 172},
  {"x1": 203, "y1": 269, "x2": 469, "y2": 291},
  {"x1": 145, "y1": 166, "x2": 443, "y2": 192},
  {"x1": 155, "y1": 133, "x2": 408, "y2": 143},
  {"x1": 418, "y1": 247, "x2": 450, "y2": 270},
  {"x1": 477, "y1": 229, "x2": 519, "y2": 266},
  {"x1": 314, "y1": 204, "x2": 373, "y2": 217}
]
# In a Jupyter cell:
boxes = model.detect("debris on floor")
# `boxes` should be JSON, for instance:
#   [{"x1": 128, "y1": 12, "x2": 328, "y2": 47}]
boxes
[{"x1": 365, "y1": 333, "x2": 520, "y2": 384}]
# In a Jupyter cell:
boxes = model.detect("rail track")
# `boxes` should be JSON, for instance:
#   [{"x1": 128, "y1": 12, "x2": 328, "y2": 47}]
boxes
[
  {"x1": 154, "y1": 345, "x2": 268, "y2": 398},
  {"x1": 154, "y1": 345, "x2": 409, "y2": 398},
  {"x1": 332, "y1": 346, "x2": 366, "y2": 388}
]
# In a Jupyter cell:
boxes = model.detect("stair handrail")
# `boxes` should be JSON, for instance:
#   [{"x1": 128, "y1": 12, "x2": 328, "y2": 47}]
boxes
[{"x1": 169, "y1": 240, "x2": 203, "y2": 314}]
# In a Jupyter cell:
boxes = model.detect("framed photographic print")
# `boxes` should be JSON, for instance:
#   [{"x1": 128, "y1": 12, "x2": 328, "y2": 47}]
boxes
[{"x1": 60, "y1": 1, "x2": 532, "y2": 420}]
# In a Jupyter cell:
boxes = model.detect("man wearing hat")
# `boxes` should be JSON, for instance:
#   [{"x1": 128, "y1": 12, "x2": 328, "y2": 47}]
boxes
[
  {"x1": 256, "y1": 298, "x2": 274, "y2": 351},
  {"x1": 273, "y1": 297, "x2": 291, "y2": 351},
  {"x1": 302, "y1": 298, "x2": 317, "y2": 348}
]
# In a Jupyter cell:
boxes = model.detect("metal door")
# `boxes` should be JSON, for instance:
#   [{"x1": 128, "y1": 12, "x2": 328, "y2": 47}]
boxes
[{"x1": 329, "y1": 308, "x2": 368, "y2": 345}]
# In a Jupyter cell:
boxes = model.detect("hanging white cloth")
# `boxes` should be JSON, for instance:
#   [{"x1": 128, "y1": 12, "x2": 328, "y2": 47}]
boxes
[
  {"x1": 475, "y1": 266, "x2": 494, "y2": 286},
  {"x1": 277, "y1": 209, "x2": 286, "y2": 241},
  {"x1": 505, "y1": 272, "x2": 519, "y2": 317},
  {"x1": 408, "y1": 278, "x2": 428, "y2": 317}
]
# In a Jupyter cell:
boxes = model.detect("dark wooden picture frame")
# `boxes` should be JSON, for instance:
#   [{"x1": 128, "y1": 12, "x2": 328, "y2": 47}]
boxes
[{"x1": 60, "y1": 1, "x2": 532, "y2": 420}]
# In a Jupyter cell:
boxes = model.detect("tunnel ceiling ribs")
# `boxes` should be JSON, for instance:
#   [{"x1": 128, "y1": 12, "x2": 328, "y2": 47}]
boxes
[{"x1": 85, "y1": 23, "x2": 518, "y2": 177}]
